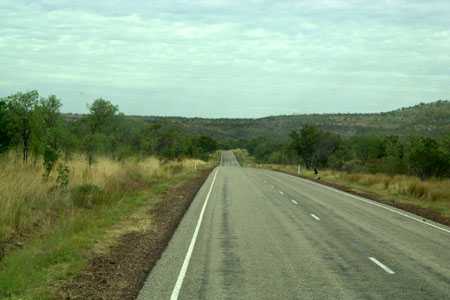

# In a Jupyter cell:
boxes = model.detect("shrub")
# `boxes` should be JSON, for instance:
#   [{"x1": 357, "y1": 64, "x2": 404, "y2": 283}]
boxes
[
  {"x1": 342, "y1": 160, "x2": 367, "y2": 173},
  {"x1": 71, "y1": 184, "x2": 103, "y2": 209},
  {"x1": 407, "y1": 181, "x2": 427, "y2": 198},
  {"x1": 56, "y1": 163, "x2": 70, "y2": 190},
  {"x1": 43, "y1": 146, "x2": 59, "y2": 178}
]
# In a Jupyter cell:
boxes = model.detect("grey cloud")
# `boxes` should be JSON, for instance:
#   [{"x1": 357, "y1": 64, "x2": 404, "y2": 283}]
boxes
[{"x1": 0, "y1": 0, "x2": 449, "y2": 117}]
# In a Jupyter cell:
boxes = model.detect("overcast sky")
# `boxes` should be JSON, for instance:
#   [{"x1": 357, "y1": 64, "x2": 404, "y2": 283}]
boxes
[{"x1": 1, "y1": 1, "x2": 449, "y2": 117}]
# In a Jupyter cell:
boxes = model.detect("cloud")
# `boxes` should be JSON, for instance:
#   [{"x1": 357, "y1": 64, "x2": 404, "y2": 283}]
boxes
[{"x1": 0, "y1": 0, "x2": 449, "y2": 117}]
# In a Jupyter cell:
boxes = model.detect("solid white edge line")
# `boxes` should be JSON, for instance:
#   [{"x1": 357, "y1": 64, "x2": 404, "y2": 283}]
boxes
[
  {"x1": 291, "y1": 199, "x2": 298, "y2": 205},
  {"x1": 369, "y1": 257, "x2": 395, "y2": 274},
  {"x1": 278, "y1": 172, "x2": 450, "y2": 234},
  {"x1": 311, "y1": 214, "x2": 320, "y2": 221},
  {"x1": 170, "y1": 169, "x2": 219, "y2": 300}
]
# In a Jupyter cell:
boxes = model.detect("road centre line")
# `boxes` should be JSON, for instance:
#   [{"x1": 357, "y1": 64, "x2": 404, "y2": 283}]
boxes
[
  {"x1": 369, "y1": 257, "x2": 395, "y2": 274},
  {"x1": 311, "y1": 214, "x2": 320, "y2": 221},
  {"x1": 170, "y1": 169, "x2": 219, "y2": 300}
]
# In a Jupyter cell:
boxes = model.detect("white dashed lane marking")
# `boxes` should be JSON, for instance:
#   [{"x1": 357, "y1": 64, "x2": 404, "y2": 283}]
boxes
[
  {"x1": 311, "y1": 214, "x2": 320, "y2": 221},
  {"x1": 369, "y1": 257, "x2": 395, "y2": 274}
]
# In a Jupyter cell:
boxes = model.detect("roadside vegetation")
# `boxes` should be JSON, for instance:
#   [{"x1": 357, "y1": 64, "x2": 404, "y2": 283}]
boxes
[
  {"x1": 0, "y1": 90, "x2": 219, "y2": 299},
  {"x1": 0, "y1": 155, "x2": 212, "y2": 299},
  {"x1": 0, "y1": 90, "x2": 219, "y2": 246},
  {"x1": 239, "y1": 125, "x2": 450, "y2": 180},
  {"x1": 0, "y1": 154, "x2": 208, "y2": 246}
]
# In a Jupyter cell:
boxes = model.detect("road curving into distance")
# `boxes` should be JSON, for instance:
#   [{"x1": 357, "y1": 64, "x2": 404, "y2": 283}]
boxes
[{"x1": 137, "y1": 151, "x2": 450, "y2": 300}]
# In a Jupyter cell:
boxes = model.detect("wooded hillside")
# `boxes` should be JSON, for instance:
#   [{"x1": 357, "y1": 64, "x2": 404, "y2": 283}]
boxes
[{"x1": 121, "y1": 100, "x2": 450, "y2": 142}]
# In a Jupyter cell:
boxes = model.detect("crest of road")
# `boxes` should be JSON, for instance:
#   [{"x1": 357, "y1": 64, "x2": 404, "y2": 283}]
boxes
[{"x1": 138, "y1": 151, "x2": 450, "y2": 299}]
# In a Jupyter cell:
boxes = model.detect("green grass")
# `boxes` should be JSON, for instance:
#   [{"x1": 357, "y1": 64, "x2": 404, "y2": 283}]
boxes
[{"x1": 0, "y1": 160, "x2": 205, "y2": 300}]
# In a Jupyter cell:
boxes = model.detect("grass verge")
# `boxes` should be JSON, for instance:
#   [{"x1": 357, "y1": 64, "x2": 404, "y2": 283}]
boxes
[
  {"x1": 0, "y1": 155, "x2": 214, "y2": 300},
  {"x1": 60, "y1": 168, "x2": 213, "y2": 300}
]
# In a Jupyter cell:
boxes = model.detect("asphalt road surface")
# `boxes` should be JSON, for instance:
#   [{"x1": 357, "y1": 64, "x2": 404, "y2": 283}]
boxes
[{"x1": 138, "y1": 151, "x2": 450, "y2": 300}]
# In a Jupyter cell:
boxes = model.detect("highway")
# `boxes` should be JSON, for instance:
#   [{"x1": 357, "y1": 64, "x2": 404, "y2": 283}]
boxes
[{"x1": 137, "y1": 151, "x2": 450, "y2": 299}]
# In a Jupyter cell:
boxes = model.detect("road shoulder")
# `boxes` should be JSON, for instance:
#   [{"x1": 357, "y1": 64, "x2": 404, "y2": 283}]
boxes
[{"x1": 59, "y1": 168, "x2": 213, "y2": 300}]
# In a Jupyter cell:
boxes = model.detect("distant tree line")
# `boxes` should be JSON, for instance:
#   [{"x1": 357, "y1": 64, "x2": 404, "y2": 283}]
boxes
[
  {"x1": 2, "y1": 91, "x2": 448, "y2": 180},
  {"x1": 238, "y1": 125, "x2": 450, "y2": 180},
  {"x1": 0, "y1": 91, "x2": 218, "y2": 175}
]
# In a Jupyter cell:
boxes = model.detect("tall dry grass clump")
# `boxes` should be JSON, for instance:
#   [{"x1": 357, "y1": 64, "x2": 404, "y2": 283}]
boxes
[
  {"x1": 333, "y1": 172, "x2": 450, "y2": 203},
  {"x1": 0, "y1": 155, "x2": 62, "y2": 243},
  {"x1": 300, "y1": 168, "x2": 450, "y2": 205},
  {"x1": 0, "y1": 154, "x2": 206, "y2": 244}
]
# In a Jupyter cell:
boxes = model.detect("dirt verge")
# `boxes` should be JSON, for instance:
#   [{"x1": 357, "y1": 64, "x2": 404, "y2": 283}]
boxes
[
  {"x1": 272, "y1": 168, "x2": 450, "y2": 227},
  {"x1": 59, "y1": 168, "x2": 213, "y2": 300}
]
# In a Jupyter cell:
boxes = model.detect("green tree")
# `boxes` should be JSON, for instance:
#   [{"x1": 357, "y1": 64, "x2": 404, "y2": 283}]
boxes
[
  {"x1": 383, "y1": 136, "x2": 405, "y2": 174},
  {"x1": 39, "y1": 95, "x2": 63, "y2": 177},
  {"x1": 314, "y1": 132, "x2": 341, "y2": 167},
  {"x1": 351, "y1": 136, "x2": 385, "y2": 164},
  {"x1": 328, "y1": 142, "x2": 352, "y2": 170},
  {"x1": 290, "y1": 125, "x2": 321, "y2": 168},
  {"x1": 192, "y1": 135, "x2": 218, "y2": 159},
  {"x1": 87, "y1": 98, "x2": 119, "y2": 133},
  {"x1": 440, "y1": 134, "x2": 450, "y2": 177},
  {"x1": 139, "y1": 123, "x2": 161, "y2": 156},
  {"x1": 4, "y1": 91, "x2": 40, "y2": 162},
  {"x1": 156, "y1": 128, "x2": 186, "y2": 160},
  {"x1": 0, "y1": 99, "x2": 11, "y2": 153},
  {"x1": 406, "y1": 137, "x2": 448, "y2": 179},
  {"x1": 84, "y1": 98, "x2": 119, "y2": 165}
]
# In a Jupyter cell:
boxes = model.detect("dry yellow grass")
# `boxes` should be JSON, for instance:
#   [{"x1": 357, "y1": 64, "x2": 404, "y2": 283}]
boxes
[
  {"x1": 317, "y1": 170, "x2": 450, "y2": 204},
  {"x1": 0, "y1": 153, "x2": 208, "y2": 243}
]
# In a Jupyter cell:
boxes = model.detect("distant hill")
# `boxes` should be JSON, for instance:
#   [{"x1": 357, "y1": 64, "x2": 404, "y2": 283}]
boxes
[{"x1": 65, "y1": 100, "x2": 450, "y2": 141}]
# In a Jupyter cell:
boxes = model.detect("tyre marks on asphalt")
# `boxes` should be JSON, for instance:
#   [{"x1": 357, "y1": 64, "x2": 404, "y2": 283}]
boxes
[{"x1": 220, "y1": 177, "x2": 243, "y2": 298}]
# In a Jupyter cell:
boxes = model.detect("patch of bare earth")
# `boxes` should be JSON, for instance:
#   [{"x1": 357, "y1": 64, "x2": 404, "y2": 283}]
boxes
[{"x1": 59, "y1": 168, "x2": 212, "y2": 300}]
